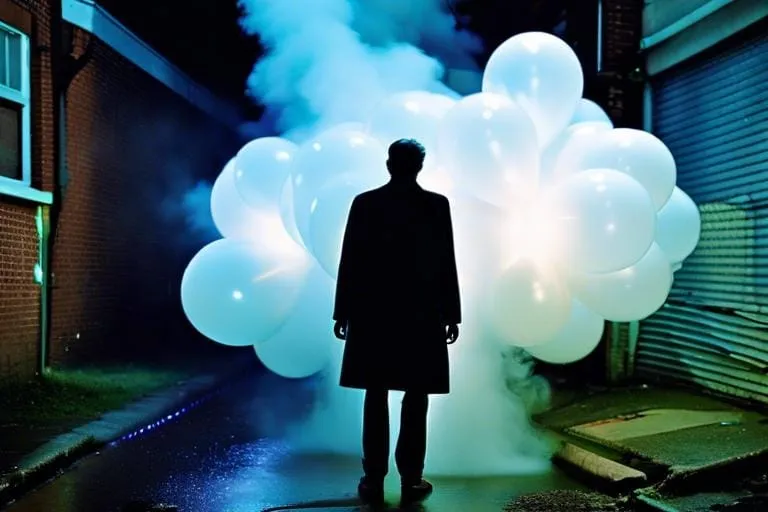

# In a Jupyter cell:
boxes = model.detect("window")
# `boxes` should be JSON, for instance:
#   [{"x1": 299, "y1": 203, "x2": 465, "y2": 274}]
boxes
[{"x1": 0, "y1": 21, "x2": 30, "y2": 186}]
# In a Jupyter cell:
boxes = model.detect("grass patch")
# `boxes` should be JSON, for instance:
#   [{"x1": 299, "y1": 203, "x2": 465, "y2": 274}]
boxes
[{"x1": 0, "y1": 367, "x2": 187, "y2": 425}]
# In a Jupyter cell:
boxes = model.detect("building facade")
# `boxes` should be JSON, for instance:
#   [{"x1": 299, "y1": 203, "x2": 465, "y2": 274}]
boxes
[
  {"x1": 0, "y1": 0, "x2": 241, "y2": 378},
  {"x1": 614, "y1": 0, "x2": 768, "y2": 404}
]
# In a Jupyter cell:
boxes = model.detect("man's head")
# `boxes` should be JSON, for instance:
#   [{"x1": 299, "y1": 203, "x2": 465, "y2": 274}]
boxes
[{"x1": 387, "y1": 139, "x2": 426, "y2": 178}]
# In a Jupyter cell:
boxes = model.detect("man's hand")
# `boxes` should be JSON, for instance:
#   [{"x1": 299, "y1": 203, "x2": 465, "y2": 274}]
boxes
[
  {"x1": 334, "y1": 321, "x2": 347, "y2": 340},
  {"x1": 446, "y1": 324, "x2": 459, "y2": 344}
]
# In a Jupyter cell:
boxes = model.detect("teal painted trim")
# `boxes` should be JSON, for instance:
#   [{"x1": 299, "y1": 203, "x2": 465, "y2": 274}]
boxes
[
  {"x1": 0, "y1": 180, "x2": 53, "y2": 204},
  {"x1": 62, "y1": 0, "x2": 241, "y2": 130},
  {"x1": 641, "y1": 0, "x2": 734, "y2": 50}
]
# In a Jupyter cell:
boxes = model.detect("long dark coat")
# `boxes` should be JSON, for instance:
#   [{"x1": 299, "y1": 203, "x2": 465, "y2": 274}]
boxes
[{"x1": 333, "y1": 180, "x2": 461, "y2": 394}]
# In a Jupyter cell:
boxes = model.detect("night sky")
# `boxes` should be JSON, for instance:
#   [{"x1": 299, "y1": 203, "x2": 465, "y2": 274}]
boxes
[
  {"x1": 98, "y1": 0, "x2": 263, "y2": 114},
  {"x1": 98, "y1": 0, "x2": 567, "y2": 120}
]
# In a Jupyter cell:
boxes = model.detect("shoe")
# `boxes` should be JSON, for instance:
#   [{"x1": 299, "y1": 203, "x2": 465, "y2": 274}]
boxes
[
  {"x1": 358, "y1": 476, "x2": 385, "y2": 504},
  {"x1": 401, "y1": 479, "x2": 433, "y2": 503}
]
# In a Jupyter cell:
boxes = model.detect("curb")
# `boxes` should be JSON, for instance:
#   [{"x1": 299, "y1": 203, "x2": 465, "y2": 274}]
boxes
[
  {"x1": 552, "y1": 441, "x2": 649, "y2": 495},
  {"x1": 0, "y1": 359, "x2": 254, "y2": 508}
]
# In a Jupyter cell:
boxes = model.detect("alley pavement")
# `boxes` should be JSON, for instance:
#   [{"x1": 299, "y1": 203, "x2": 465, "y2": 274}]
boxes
[{"x1": 4, "y1": 372, "x2": 581, "y2": 512}]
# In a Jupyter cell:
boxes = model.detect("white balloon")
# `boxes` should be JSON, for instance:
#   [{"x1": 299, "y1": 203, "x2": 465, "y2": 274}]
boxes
[
  {"x1": 233, "y1": 137, "x2": 298, "y2": 210},
  {"x1": 656, "y1": 187, "x2": 702, "y2": 263},
  {"x1": 210, "y1": 159, "x2": 262, "y2": 240},
  {"x1": 482, "y1": 32, "x2": 584, "y2": 148},
  {"x1": 525, "y1": 300, "x2": 605, "y2": 364},
  {"x1": 181, "y1": 238, "x2": 308, "y2": 347},
  {"x1": 539, "y1": 122, "x2": 613, "y2": 187},
  {"x1": 555, "y1": 128, "x2": 677, "y2": 210},
  {"x1": 367, "y1": 91, "x2": 456, "y2": 154},
  {"x1": 550, "y1": 168, "x2": 656, "y2": 274},
  {"x1": 255, "y1": 268, "x2": 335, "y2": 379},
  {"x1": 488, "y1": 259, "x2": 572, "y2": 347},
  {"x1": 292, "y1": 128, "x2": 386, "y2": 247},
  {"x1": 569, "y1": 243, "x2": 674, "y2": 322},
  {"x1": 308, "y1": 173, "x2": 374, "y2": 279},
  {"x1": 569, "y1": 99, "x2": 613, "y2": 128},
  {"x1": 436, "y1": 92, "x2": 539, "y2": 208},
  {"x1": 278, "y1": 176, "x2": 305, "y2": 249}
]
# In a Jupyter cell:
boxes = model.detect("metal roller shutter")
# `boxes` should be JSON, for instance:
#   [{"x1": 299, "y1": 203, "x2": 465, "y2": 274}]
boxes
[{"x1": 635, "y1": 25, "x2": 768, "y2": 404}]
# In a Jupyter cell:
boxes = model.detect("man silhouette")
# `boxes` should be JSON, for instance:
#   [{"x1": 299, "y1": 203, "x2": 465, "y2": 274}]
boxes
[{"x1": 333, "y1": 139, "x2": 461, "y2": 505}]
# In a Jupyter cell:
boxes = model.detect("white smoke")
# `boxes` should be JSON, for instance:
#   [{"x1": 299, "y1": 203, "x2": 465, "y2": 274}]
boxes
[
  {"x1": 238, "y1": 0, "x2": 481, "y2": 139},
  {"x1": 238, "y1": 0, "x2": 554, "y2": 476}
]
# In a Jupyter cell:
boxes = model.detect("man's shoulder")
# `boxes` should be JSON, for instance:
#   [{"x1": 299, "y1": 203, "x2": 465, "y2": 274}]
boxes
[
  {"x1": 422, "y1": 189, "x2": 450, "y2": 206},
  {"x1": 353, "y1": 188, "x2": 381, "y2": 204}
]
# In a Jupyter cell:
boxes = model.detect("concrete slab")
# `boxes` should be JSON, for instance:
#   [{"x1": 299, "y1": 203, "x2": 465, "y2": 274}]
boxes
[
  {"x1": 535, "y1": 387, "x2": 743, "y2": 432},
  {"x1": 620, "y1": 420, "x2": 768, "y2": 472},
  {"x1": 635, "y1": 490, "x2": 759, "y2": 512},
  {"x1": 536, "y1": 385, "x2": 768, "y2": 497},
  {"x1": 569, "y1": 409, "x2": 748, "y2": 441}
]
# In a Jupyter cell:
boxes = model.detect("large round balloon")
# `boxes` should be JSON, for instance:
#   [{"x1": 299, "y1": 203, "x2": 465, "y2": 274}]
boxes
[
  {"x1": 539, "y1": 122, "x2": 613, "y2": 187},
  {"x1": 255, "y1": 269, "x2": 335, "y2": 379},
  {"x1": 181, "y1": 239, "x2": 308, "y2": 347},
  {"x1": 550, "y1": 168, "x2": 656, "y2": 274},
  {"x1": 291, "y1": 128, "x2": 386, "y2": 247},
  {"x1": 436, "y1": 92, "x2": 539, "y2": 208},
  {"x1": 308, "y1": 173, "x2": 374, "y2": 278},
  {"x1": 278, "y1": 176, "x2": 305, "y2": 248},
  {"x1": 525, "y1": 300, "x2": 605, "y2": 364},
  {"x1": 569, "y1": 243, "x2": 674, "y2": 322},
  {"x1": 482, "y1": 32, "x2": 584, "y2": 148},
  {"x1": 367, "y1": 91, "x2": 456, "y2": 154},
  {"x1": 489, "y1": 259, "x2": 572, "y2": 347},
  {"x1": 210, "y1": 159, "x2": 262, "y2": 240},
  {"x1": 234, "y1": 137, "x2": 298, "y2": 210},
  {"x1": 656, "y1": 187, "x2": 702, "y2": 263},
  {"x1": 569, "y1": 99, "x2": 613, "y2": 128},
  {"x1": 555, "y1": 128, "x2": 677, "y2": 210}
]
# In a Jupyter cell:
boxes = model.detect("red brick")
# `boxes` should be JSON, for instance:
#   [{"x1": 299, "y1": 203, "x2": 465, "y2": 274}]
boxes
[{"x1": 1, "y1": 0, "x2": 240, "y2": 377}]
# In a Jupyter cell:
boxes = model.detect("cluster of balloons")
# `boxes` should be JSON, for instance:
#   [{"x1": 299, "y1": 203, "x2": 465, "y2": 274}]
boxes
[{"x1": 181, "y1": 32, "x2": 702, "y2": 377}]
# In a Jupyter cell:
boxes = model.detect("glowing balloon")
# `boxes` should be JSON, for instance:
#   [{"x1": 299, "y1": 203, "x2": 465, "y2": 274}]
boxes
[
  {"x1": 309, "y1": 173, "x2": 374, "y2": 278},
  {"x1": 656, "y1": 187, "x2": 701, "y2": 263},
  {"x1": 570, "y1": 99, "x2": 613, "y2": 127},
  {"x1": 489, "y1": 259, "x2": 572, "y2": 347},
  {"x1": 210, "y1": 159, "x2": 263, "y2": 240},
  {"x1": 292, "y1": 128, "x2": 386, "y2": 247},
  {"x1": 525, "y1": 300, "x2": 605, "y2": 364},
  {"x1": 368, "y1": 91, "x2": 455, "y2": 152},
  {"x1": 555, "y1": 128, "x2": 677, "y2": 210},
  {"x1": 569, "y1": 243, "x2": 673, "y2": 322},
  {"x1": 234, "y1": 137, "x2": 298, "y2": 209},
  {"x1": 482, "y1": 32, "x2": 584, "y2": 148},
  {"x1": 181, "y1": 238, "x2": 308, "y2": 347},
  {"x1": 254, "y1": 268, "x2": 340, "y2": 379},
  {"x1": 436, "y1": 92, "x2": 539, "y2": 208},
  {"x1": 255, "y1": 269, "x2": 335, "y2": 379},
  {"x1": 539, "y1": 122, "x2": 613, "y2": 186},
  {"x1": 551, "y1": 168, "x2": 656, "y2": 274},
  {"x1": 278, "y1": 177, "x2": 305, "y2": 248}
]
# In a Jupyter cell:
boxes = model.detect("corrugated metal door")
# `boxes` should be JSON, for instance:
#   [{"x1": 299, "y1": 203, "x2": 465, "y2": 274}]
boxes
[{"x1": 635, "y1": 25, "x2": 768, "y2": 404}]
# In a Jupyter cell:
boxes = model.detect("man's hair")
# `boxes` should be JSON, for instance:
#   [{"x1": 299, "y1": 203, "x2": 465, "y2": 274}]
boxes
[{"x1": 387, "y1": 139, "x2": 426, "y2": 177}]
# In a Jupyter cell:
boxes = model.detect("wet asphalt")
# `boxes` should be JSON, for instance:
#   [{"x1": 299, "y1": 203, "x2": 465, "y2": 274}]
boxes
[{"x1": 4, "y1": 371, "x2": 582, "y2": 512}]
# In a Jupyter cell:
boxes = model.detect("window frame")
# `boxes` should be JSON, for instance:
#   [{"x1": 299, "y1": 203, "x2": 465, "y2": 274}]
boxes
[{"x1": 0, "y1": 19, "x2": 32, "y2": 194}]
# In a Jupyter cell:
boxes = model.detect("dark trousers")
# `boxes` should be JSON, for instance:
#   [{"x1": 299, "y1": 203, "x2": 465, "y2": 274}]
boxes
[{"x1": 362, "y1": 389, "x2": 429, "y2": 484}]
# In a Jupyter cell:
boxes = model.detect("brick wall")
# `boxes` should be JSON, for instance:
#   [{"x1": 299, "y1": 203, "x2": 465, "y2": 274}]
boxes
[
  {"x1": 0, "y1": 0, "x2": 53, "y2": 378},
  {"x1": 50, "y1": 27, "x2": 238, "y2": 367},
  {"x1": 1, "y1": 0, "x2": 240, "y2": 378}
]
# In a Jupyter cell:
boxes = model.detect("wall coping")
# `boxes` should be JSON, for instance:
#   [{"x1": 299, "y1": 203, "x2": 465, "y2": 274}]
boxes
[{"x1": 62, "y1": 0, "x2": 241, "y2": 130}]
